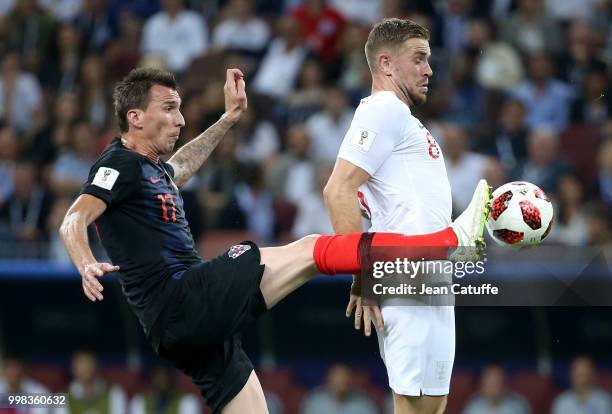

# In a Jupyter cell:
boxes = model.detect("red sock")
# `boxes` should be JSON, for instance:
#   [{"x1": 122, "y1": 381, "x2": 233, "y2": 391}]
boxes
[{"x1": 312, "y1": 227, "x2": 458, "y2": 275}]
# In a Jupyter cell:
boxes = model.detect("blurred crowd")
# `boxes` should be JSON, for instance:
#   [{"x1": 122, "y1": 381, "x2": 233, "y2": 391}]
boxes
[
  {"x1": 1, "y1": 353, "x2": 612, "y2": 414},
  {"x1": 0, "y1": 0, "x2": 611, "y2": 260}
]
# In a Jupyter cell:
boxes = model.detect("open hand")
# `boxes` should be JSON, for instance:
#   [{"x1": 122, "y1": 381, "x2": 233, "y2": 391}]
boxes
[
  {"x1": 346, "y1": 279, "x2": 384, "y2": 336},
  {"x1": 80, "y1": 262, "x2": 119, "y2": 302}
]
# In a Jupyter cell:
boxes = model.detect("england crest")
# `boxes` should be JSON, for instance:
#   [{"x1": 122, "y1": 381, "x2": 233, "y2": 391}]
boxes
[{"x1": 228, "y1": 244, "x2": 251, "y2": 259}]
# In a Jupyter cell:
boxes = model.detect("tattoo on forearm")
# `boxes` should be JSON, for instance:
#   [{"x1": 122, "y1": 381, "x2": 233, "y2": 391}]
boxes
[{"x1": 168, "y1": 116, "x2": 233, "y2": 187}]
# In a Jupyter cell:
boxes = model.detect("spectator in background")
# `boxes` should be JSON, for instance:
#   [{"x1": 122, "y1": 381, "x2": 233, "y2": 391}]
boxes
[
  {"x1": 40, "y1": 23, "x2": 82, "y2": 92},
  {"x1": 291, "y1": 0, "x2": 346, "y2": 62},
  {"x1": 79, "y1": 55, "x2": 110, "y2": 131},
  {"x1": 548, "y1": 174, "x2": 589, "y2": 246},
  {"x1": 292, "y1": 163, "x2": 334, "y2": 238},
  {"x1": 39, "y1": 0, "x2": 83, "y2": 22},
  {"x1": 0, "y1": 160, "x2": 54, "y2": 247},
  {"x1": 233, "y1": 106, "x2": 280, "y2": 164},
  {"x1": 130, "y1": 366, "x2": 200, "y2": 414},
  {"x1": 7, "y1": 0, "x2": 56, "y2": 74},
  {"x1": 252, "y1": 15, "x2": 307, "y2": 101},
  {"x1": 212, "y1": 0, "x2": 270, "y2": 54},
  {"x1": 570, "y1": 65, "x2": 611, "y2": 125},
  {"x1": 46, "y1": 197, "x2": 74, "y2": 263},
  {"x1": 305, "y1": 87, "x2": 353, "y2": 164},
  {"x1": 443, "y1": 123, "x2": 491, "y2": 214},
  {"x1": 57, "y1": 351, "x2": 127, "y2": 414},
  {"x1": 500, "y1": 0, "x2": 563, "y2": 55},
  {"x1": 141, "y1": 0, "x2": 208, "y2": 74},
  {"x1": 476, "y1": 99, "x2": 528, "y2": 171},
  {"x1": 287, "y1": 58, "x2": 326, "y2": 123},
  {"x1": 598, "y1": 137, "x2": 612, "y2": 207},
  {"x1": 0, "y1": 125, "x2": 18, "y2": 205},
  {"x1": 586, "y1": 204, "x2": 612, "y2": 248},
  {"x1": 0, "y1": 52, "x2": 44, "y2": 137},
  {"x1": 432, "y1": 0, "x2": 474, "y2": 57},
  {"x1": 511, "y1": 128, "x2": 571, "y2": 195},
  {"x1": 553, "y1": 356, "x2": 612, "y2": 414},
  {"x1": 329, "y1": 0, "x2": 381, "y2": 24},
  {"x1": 51, "y1": 121, "x2": 99, "y2": 197},
  {"x1": 463, "y1": 365, "x2": 531, "y2": 414},
  {"x1": 218, "y1": 162, "x2": 275, "y2": 243},
  {"x1": 300, "y1": 364, "x2": 377, "y2": 414},
  {"x1": 74, "y1": 0, "x2": 118, "y2": 53},
  {"x1": 105, "y1": 10, "x2": 143, "y2": 83},
  {"x1": 0, "y1": 1, "x2": 16, "y2": 16},
  {"x1": 268, "y1": 123, "x2": 315, "y2": 203},
  {"x1": 561, "y1": 20, "x2": 601, "y2": 89},
  {"x1": 29, "y1": 92, "x2": 80, "y2": 165},
  {"x1": 337, "y1": 23, "x2": 370, "y2": 105},
  {"x1": 513, "y1": 52, "x2": 573, "y2": 131},
  {"x1": 199, "y1": 131, "x2": 245, "y2": 228},
  {"x1": 0, "y1": 355, "x2": 51, "y2": 414}
]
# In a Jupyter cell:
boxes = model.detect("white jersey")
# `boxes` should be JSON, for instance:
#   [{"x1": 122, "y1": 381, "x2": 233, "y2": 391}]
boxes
[
  {"x1": 337, "y1": 91, "x2": 456, "y2": 397},
  {"x1": 337, "y1": 91, "x2": 452, "y2": 235}
]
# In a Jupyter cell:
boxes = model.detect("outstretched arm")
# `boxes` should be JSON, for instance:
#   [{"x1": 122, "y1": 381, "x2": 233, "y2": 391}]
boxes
[
  {"x1": 168, "y1": 68, "x2": 247, "y2": 187},
  {"x1": 59, "y1": 194, "x2": 119, "y2": 302}
]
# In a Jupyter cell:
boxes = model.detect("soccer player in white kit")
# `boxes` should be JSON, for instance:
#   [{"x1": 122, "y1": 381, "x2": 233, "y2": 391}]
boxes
[{"x1": 324, "y1": 19, "x2": 490, "y2": 414}]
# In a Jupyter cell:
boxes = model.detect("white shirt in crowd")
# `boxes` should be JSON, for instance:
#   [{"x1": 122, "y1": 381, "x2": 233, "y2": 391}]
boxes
[
  {"x1": 130, "y1": 393, "x2": 200, "y2": 414},
  {"x1": 0, "y1": 73, "x2": 43, "y2": 134},
  {"x1": 212, "y1": 17, "x2": 270, "y2": 52},
  {"x1": 445, "y1": 152, "x2": 489, "y2": 212},
  {"x1": 253, "y1": 39, "x2": 308, "y2": 99},
  {"x1": 306, "y1": 110, "x2": 353, "y2": 165},
  {"x1": 141, "y1": 10, "x2": 208, "y2": 73}
]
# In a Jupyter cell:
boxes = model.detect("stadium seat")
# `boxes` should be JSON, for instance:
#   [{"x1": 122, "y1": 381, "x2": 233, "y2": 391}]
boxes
[
  {"x1": 101, "y1": 366, "x2": 142, "y2": 397},
  {"x1": 25, "y1": 363, "x2": 68, "y2": 392},
  {"x1": 598, "y1": 371, "x2": 612, "y2": 393},
  {"x1": 445, "y1": 371, "x2": 477, "y2": 414},
  {"x1": 559, "y1": 125, "x2": 599, "y2": 188},
  {"x1": 508, "y1": 371, "x2": 559, "y2": 414}
]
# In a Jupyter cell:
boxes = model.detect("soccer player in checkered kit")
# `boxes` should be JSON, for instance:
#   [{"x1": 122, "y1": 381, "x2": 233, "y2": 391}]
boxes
[
  {"x1": 325, "y1": 18, "x2": 490, "y2": 414},
  {"x1": 60, "y1": 64, "x2": 488, "y2": 413}
]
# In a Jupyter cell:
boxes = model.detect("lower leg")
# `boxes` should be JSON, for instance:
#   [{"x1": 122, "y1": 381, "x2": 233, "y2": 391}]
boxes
[
  {"x1": 259, "y1": 235, "x2": 321, "y2": 308},
  {"x1": 221, "y1": 370, "x2": 268, "y2": 414},
  {"x1": 313, "y1": 228, "x2": 458, "y2": 275}
]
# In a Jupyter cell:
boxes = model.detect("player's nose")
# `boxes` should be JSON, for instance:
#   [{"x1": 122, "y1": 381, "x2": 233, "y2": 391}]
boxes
[
  {"x1": 424, "y1": 61, "x2": 433, "y2": 77},
  {"x1": 176, "y1": 111, "x2": 185, "y2": 128}
]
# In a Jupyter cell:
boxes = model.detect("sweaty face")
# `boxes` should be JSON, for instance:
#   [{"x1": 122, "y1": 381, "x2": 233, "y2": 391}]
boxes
[
  {"x1": 390, "y1": 38, "x2": 432, "y2": 107},
  {"x1": 141, "y1": 85, "x2": 185, "y2": 155}
]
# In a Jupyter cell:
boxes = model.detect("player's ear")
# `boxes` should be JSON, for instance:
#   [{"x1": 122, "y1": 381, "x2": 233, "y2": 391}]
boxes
[
  {"x1": 126, "y1": 109, "x2": 144, "y2": 130},
  {"x1": 378, "y1": 52, "x2": 393, "y2": 77}
]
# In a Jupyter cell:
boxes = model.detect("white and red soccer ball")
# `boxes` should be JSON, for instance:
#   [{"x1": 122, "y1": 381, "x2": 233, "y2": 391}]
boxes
[{"x1": 486, "y1": 181, "x2": 554, "y2": 248}]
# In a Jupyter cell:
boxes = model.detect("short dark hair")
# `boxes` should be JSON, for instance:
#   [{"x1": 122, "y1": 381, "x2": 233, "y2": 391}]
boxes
[
  {"x1": 365, "y1": 18, "x2": 430, "y2": 72},
  {"x1": 113, "y1": 68, "x2": 177, "y2": 133}
]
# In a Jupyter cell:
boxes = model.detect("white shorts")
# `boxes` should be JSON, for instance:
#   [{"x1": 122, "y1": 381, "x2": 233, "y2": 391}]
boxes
[{"x1": 376, "y1": 304, "x2": 455, "y2": 396}]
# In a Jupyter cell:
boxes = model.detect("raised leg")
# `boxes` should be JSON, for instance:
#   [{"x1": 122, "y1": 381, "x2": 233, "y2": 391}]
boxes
[{"x1": 259, "y1": 234, "x2": 321, "y2": 308}]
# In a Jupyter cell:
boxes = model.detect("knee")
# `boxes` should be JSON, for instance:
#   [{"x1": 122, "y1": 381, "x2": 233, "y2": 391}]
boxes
[{"x1": 299, "y1": 234, "x2": 321, "y2": 250}]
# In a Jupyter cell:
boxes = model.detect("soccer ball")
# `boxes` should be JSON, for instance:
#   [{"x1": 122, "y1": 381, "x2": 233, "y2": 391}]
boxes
[{"x1": 485, "y1": 181, "x2": 554, "y2": 248}]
